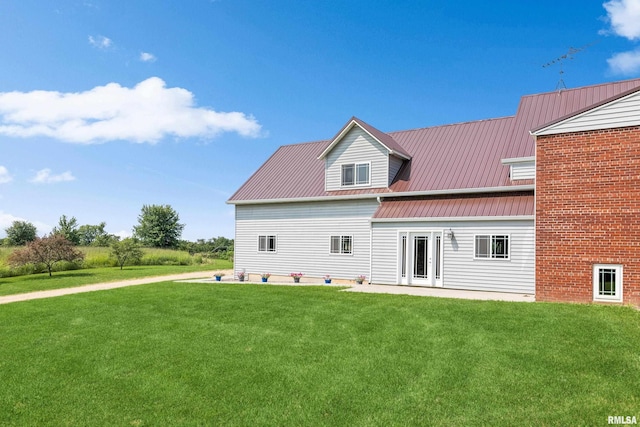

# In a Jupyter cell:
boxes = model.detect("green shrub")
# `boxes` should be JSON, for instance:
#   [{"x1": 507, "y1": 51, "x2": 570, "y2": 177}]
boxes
[
  {"x1": 0, "y1": 246, "x2": 214, "y2": 278},
  {"x1": 0, "y1": 263, "x2": 46, "y2": 278}
]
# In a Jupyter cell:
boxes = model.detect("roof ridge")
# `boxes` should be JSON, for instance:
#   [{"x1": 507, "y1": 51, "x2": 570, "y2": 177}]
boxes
[
  {"x1": 279, "y1": 139, "x2": 329, "y2": 148},
  {"x1": 387, "y1": 115, "x2": 515, "y2": 135},
  {"x1": 522, "y1": 77, "x2": 640, "y2": 98}
]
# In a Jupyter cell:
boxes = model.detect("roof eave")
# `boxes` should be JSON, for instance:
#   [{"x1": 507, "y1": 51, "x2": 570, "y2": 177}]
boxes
[
  {"x1": 227, "y1": 184, "x2": 535, "y2": 205},
  {"x1": 371, "y1": 215, "x2": 535, "y2": 223}
]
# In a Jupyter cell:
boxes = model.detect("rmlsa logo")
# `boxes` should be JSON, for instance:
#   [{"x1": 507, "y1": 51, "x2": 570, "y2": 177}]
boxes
[{"x1": 608, "y1": 416, "x2": 637, "y2": 425}]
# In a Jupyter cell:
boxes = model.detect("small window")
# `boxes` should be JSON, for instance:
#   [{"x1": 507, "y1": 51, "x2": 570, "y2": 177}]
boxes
[
  {"x1": 356, "y1": 163, "x2": 369, "y2": 185},
  {"x1": 593, "y1": 264, "x2": 622, "y2": 302},
  {"x1": 258, "y1": 235, "x2": 276, "y2": 252},
  {"x1": 475, "y1": 235, "x2": 509, "y2": 259},
  {"x1": 341, "y1": 163, "x2": 369, "y2": 186},
  {"x1": 330, "y1": 235, "x2": 352, "y2": 254}
]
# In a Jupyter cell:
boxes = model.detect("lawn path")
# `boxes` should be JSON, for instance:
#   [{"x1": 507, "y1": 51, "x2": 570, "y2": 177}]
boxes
[{"x1": 0, "y1": 270, "x2": 232, "y2": 305}]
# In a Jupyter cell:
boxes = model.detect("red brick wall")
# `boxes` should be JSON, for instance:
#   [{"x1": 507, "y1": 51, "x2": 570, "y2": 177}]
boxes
[{"x1": 536, "y1": 125, "x2": 640, "y2": 307}]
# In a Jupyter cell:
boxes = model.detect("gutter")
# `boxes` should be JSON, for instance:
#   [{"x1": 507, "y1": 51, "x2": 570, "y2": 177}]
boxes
[
  {"x1": 370, "y1": 215, "x2": 535, "y2": 223},
  {"x1": 227, "y1": 184, "x2": 535, "y2": 205}
]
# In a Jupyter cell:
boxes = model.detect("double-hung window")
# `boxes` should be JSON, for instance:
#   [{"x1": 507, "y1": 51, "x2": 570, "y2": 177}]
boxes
[
  {"x1": 341, "y1": 163, "x2": 370, "y2": 186},
  {"x1": 258, "y1": 235, "x2": 277, "y2": 253},
  {"x1": 474, "y1": 235, "x2": 509, "y2": 259},
  {"x1": 330, "y1": 235, "x2": 352, "y2": 255}
]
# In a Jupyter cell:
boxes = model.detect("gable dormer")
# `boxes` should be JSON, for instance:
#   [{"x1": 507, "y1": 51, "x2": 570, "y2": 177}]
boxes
[{"x1": 318, "y1": 117, "x2": 411, "y2": 191}]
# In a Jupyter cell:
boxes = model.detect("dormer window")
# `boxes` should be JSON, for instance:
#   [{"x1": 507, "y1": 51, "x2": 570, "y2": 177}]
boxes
[{"x1": 341, "y1": 163, "x2": 370, "y2": 186}]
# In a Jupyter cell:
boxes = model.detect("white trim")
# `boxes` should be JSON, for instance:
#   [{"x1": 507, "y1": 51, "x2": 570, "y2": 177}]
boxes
[
  {"x1": 501, "y1": 156, "x2": 535, "y2": 165},
  {"x1": 531, "y1": 89, "x2": 640, "y2": 136},
  {"x1": 396, "y1": 230, "x2": 444, "y2": 287},
  {"x1": 228, "y1": 184, "x2": 535, "y2": 205},
  {"x1": 593, "y1": 264, "x2": 623, "y2": 302},
  {"x1": 371, "y1": 215, "x2": 534, "y2": 223},
  {"x1": 318, "y1": 120, "x2": 410, "y2": 160}
]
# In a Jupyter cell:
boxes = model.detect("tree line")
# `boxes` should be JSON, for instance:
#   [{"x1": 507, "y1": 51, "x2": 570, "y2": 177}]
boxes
[
  {"x1": 3, "y1": 204, "x2": 233, "y2": 277},
  {"x1": 2, "y1": 204, "x2": 233, "y2": 253}
]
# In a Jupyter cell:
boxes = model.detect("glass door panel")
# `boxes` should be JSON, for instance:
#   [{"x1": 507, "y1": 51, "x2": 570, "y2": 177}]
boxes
[{"x1": 413, "y1": 235, "x2": 429, "y2": 280}]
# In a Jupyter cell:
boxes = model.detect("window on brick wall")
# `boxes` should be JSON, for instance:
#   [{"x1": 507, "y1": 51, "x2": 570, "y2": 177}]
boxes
[{"x1": 593, "y1": 264, "x2": 622, "y2": 302}]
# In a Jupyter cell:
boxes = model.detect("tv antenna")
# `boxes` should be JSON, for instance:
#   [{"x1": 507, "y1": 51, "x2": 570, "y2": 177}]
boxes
[{"x1": 543, "y1": 42, "x2": 596, "y2": 91}]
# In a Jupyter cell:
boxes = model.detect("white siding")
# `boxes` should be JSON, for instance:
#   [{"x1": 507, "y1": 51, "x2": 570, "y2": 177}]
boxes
[
  {"x1": 371, "y1": 220, "x2": 535, "y2": 294},
  {"x1": 388, "y1": 155, "x2": 405, "y2": 185},
  {"x1": 537, "y1": 90, "x2": 640, "y2": 135},
  {"x1": 235, "y1": 199, "x2": 378, "y2": 279},
  {"x1": 511, "y1": 162, "x2": 535, "y2": 180},
  {"x1": 325, "y1": 127, "x2": 389, "y2": 191}
]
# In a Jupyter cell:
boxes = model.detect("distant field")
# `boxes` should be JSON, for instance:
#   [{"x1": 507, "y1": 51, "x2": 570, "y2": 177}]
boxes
[
  {"x1": 0, "y1": 245, "x2": 229, "y2": 278},
  {"x1": 0, "y1": 261, "x2": 232, "y2": 296},
  {"x1": 0, "y1": 283, "x2": 638, "y2": 425}
]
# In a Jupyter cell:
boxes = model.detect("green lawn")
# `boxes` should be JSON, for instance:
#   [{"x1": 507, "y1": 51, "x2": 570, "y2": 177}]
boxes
[
  {"x1": 0, "y1": 260, "x2": 231, "y2": 296},
  {"x1": 0, "y1": 283, "x2": 638, "y2": 426}
]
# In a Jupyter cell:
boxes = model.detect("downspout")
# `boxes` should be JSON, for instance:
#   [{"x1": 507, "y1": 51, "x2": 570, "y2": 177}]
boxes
[{"x1": 370, "y1": 196, "x2": 382, "y2": 284}]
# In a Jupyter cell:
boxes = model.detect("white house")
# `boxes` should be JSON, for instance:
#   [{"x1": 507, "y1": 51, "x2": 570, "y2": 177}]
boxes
[{"x1": 229, "y1": 78, "x2": 640, "y2": 305}]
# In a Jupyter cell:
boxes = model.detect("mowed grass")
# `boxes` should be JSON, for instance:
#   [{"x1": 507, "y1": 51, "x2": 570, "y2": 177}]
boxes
[
  {"x1": 1, "y1": 283, "x2": 639, "y2": 426},
  {"x1": 0, "y1": 260, "x2": 231, "y2": 296}
]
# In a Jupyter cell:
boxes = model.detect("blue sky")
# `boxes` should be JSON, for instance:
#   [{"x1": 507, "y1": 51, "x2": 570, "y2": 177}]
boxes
[{"x1": 1, "y1": 0, "x2": 640, "y2": 240}]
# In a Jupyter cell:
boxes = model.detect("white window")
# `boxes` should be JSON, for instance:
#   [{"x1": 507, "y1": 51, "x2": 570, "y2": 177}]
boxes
[
  {"x1": 474, "y1": 235, "x2": 509, "y2": 259},
  {"x1": 330, "y1": 235, "x2": 352, "y2": 254},
  {"x1": 341, "y1": 163, "x2": 370, "y2": 186},
  {"x1": 593, "y1": 264, "x2": 623, "y2": 302},
  {"x1": 258, "y1": 235, "x2": 277, "y2": 253}
]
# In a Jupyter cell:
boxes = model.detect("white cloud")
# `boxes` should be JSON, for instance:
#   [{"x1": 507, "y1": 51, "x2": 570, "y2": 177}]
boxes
[
  {"x1": 0, "y1": 166, "x2": 12, "y2": 184},
  {"x1": 0, "y1": 77, "x2": 262, "y2": 144},
  {"x1": 0, "y1": 211, "x2": 50, "y2": 237},
  {"x1": 602, "y1": 1, "x2": 640, "y2": 75},
  {"x1": 29, "y1": 168, "x2": 76, "y2": 184},
  {"x1": 603, "y1": 0, "x2": 640, "y2": 40},
  {"x1": 140, "y1": 52, "x2": 156, "y2": 62},
  {"x1": 88, "y1": 35, "x2": 113, "y2": 49},
  {"x1": 607, "y1": 48, "x2": 640, "y2": 74},
  {"x1": 0, "y1": 211, "x2": 24, "y2": 232}
]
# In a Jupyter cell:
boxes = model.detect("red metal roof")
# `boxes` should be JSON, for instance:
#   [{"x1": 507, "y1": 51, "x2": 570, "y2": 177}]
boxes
[
  {"x1": 372, "y1": 194, "x2": 534, "y2": 219},
  {"x1": 386, "y1": 117, "x2": 515, "y2": 193},
  {"x1": 229, "y1": 78, "x2": 640, "y2": 204},
  {"x1": 229, "y1": 140, "x2": 328, "y2": 201},
  {"x1": 505, "y1": 78, "x2": 640, "y2": 158}
]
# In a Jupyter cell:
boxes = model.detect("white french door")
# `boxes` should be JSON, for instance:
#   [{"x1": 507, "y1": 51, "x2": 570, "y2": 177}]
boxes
[{"x1": 399, "y1": 231, "x2": 443, "y2": 287}]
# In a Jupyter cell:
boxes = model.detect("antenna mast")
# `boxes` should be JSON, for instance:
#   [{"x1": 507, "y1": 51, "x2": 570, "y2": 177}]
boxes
[{"x1": 543, "y1": 43, "x2": 595, "y2": 91}]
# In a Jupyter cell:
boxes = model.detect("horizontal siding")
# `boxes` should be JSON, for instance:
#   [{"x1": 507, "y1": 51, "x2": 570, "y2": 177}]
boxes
[
  {"x1": 371, "y1": 220, "x2": 534, "y2": 293},
  {"x1": 511, "y1": 162, "x2": 535, "y2": 180},
  {"x1": 325, "y1": 127, "x2": 389, "y2": 191},
  {"x1": 235, "y1": 200, "x2": 378, "y2": 280},
  {"x1": 542, "y1": 90, "x2": 640, "y2": 134}
]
